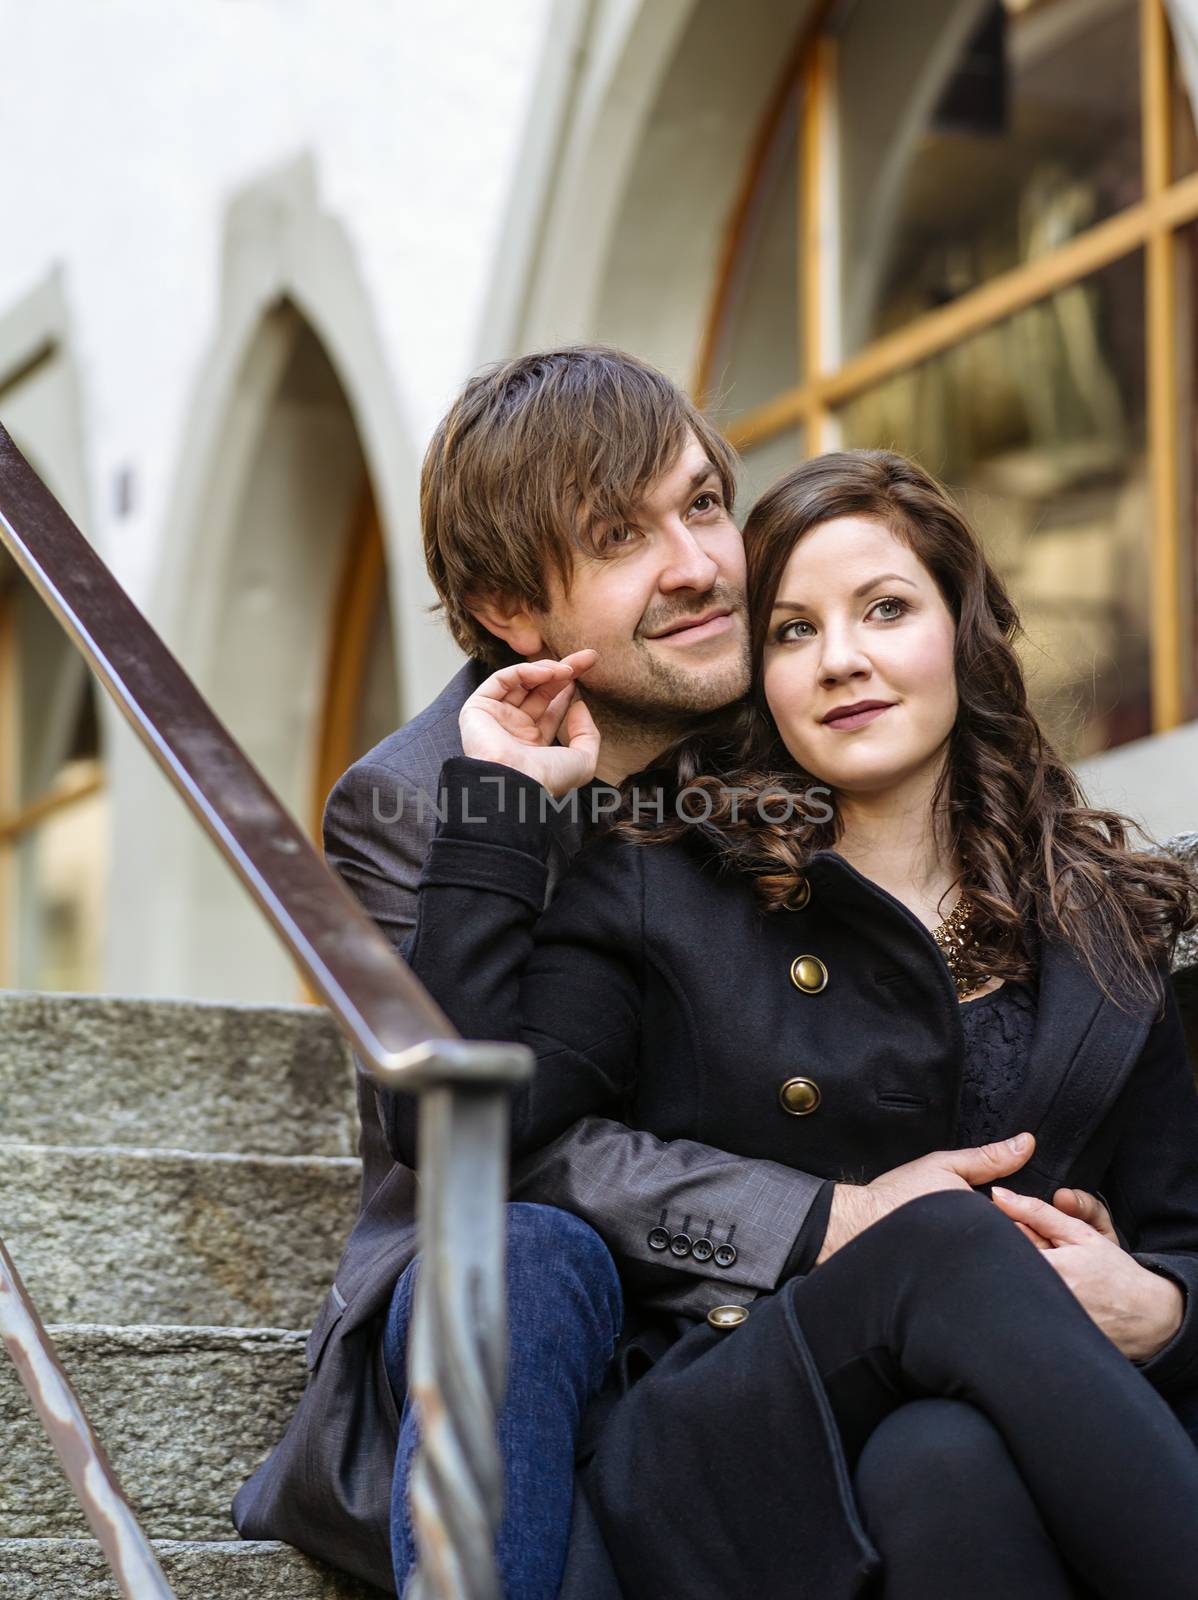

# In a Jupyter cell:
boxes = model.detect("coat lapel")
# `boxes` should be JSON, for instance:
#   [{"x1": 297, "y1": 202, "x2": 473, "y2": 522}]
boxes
[{"x1": 1008, "y1": 936, "x2": 1152, "y2": 1195}]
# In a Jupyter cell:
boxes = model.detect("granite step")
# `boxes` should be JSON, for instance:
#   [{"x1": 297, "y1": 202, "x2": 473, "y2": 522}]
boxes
[
  {"x1": 1, "y1": 1144, "x2": 359, "y2": 1328},
  {"x1": 0, "y1": 1539, "x2": 381, "y2": 1599},
  {"x1": 0, "y1": 992, "x2": 358, "y2": 1158},
  {"x1": 0, "y1": 1325, "x2": 309, "y2": 1542}
]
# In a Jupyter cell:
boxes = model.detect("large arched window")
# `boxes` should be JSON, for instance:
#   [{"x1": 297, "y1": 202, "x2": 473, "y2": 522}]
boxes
[{"x1": 701, "y1": 0, "x2": 1198, "y2": 761}]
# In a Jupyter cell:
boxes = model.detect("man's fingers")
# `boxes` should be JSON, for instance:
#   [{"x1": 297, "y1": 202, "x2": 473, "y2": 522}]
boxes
[
  {"x1": 942, "y1": 1132, "x2": 1035, "y2": 1182},
  {"x1": 563, "y1": 692, "x2": 602, "y2": 767},
  {"x1": 1052, "y1": 1187, "x2": 1119, "y2": 1244},
  {"x1": 477, "y1": 658, "x2": 578, "y2": 712},
  {"x1": 991, "y1": 1187, "x2": 1094, "y2": 1246}
]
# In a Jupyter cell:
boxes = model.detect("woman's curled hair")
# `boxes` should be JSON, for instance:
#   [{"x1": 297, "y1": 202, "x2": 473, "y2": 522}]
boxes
[{"x1": 613, "y1": 450, "x2": 1196, "y2": 1018}]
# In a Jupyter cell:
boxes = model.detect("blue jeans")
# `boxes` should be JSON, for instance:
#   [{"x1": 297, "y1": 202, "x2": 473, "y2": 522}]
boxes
[{"x1": 382, "y1": 1203, "x2": 622, "y2": 1599}]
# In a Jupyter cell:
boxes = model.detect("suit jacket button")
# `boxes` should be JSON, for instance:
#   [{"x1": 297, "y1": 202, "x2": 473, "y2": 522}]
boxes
[
  {"x1": 669, "y1": 1232, "x2": 693, "y2": 1257},
  {"x1": 691, "y1": 1237, "x2": 715, "y2": 1262},
  {"x1": 779, "y1": 1076, "x2": 821, "y2": 1116},
  {"x1": 707, "y1": 1304, "x2": 749, "y2": 1330},
  {"x1": 790, "y1": 954, "x2": 828, "y2": 993},
  {"x1": 647, "y1": 1226, "x2": 670, "y2": 1251},
  {"x1": 713, "y1": 1242, "x2": 738, "y2": 1269}
]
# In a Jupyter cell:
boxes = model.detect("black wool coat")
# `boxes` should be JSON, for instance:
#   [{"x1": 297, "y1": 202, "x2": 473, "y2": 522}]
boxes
[{"x1": 391, "y1": 757, "x2": 1198, "y2": 1599}]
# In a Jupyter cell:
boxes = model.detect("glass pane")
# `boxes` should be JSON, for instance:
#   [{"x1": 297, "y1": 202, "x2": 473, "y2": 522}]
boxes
[
  {"x1": 839, "y1": 253, "x2": 1148, "y2": 759},
  {"x1": 1172, "y1": 0, "x2": 1198, "y2": 180},
  {"x1": 735, "y1": 427, "x2": 806, "y2": 523},
  {"x1": 14, "y1": 782, "x2": 109, "y2": 990},
  {"x1": 1181, "y1": 222, "x2": 1198, "y2": 726},
  {"x1": 706, "y1": 85, "x2": 801, "y2": 425},
  {"x1": 840, "y1": 0, "x2": 1142, "y2": 353}
]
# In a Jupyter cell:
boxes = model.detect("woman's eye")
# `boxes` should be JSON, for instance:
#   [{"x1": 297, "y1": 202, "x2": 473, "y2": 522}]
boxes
[
  {"x1": 776, "y1": 618, "x2": 813, "y2": 642},
  {"x1": 871, "y1": 597, "x2": 909, "y2": 621}
]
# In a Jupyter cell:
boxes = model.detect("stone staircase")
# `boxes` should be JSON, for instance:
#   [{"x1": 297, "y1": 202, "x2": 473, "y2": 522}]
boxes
[{"x1": 0, "y1": 991, "x2": 379, "y2": 1598}]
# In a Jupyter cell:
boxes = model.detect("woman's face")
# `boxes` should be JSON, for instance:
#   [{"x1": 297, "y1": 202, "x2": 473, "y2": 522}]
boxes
[{"x1": 761, "y1": 515, "x2": 958, "y2": 796}]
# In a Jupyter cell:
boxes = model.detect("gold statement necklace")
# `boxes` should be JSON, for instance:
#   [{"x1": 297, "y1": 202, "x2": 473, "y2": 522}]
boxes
[{"x1": 931, "y1": 893, "x2": 987, "y2": 1000}]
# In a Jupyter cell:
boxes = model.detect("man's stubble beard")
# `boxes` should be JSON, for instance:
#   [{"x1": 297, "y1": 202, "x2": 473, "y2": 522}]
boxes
[{"x1": 548, "y1": 628, "x2": 753, "y2": 748}]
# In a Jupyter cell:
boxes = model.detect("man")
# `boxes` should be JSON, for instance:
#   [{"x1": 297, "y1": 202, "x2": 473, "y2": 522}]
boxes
[
  {"x1": 233, "y1": 346, "x2": 1118, "y2": 1595},
  {"x1": 233, "y1": 347, "x2": 831, "y2": 1597}
]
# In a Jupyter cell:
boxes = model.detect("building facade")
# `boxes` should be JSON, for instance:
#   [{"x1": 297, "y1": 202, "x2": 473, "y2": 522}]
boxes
[{"x1": 1, "y1": 0, "x2": 1196, "y2": 1004}]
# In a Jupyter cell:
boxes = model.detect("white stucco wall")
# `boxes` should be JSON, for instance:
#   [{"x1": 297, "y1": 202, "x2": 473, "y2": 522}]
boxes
[{"x1": 0, "y1": 0, "x2": 556, "y2": 606}]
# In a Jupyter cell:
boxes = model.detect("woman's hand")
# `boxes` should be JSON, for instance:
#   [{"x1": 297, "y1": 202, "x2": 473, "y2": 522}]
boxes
[
  {"x1": 458, "y1": 650, "x2": 601, "y2": 798},
  {"x1": 991, "y1": 1188, "x2": 1185, "y2": 1362},
  {"x1": 816, "y1": 1133, "x2": 1037, "y2": 1265}
]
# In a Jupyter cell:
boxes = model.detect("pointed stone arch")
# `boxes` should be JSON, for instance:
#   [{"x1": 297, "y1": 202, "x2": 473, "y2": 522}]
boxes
[{"x1": 120, "y1": 155, "x2": 441, "y2": 1000}]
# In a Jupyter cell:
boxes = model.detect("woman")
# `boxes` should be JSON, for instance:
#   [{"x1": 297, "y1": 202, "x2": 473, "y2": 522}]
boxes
[{"x1": 392, "y1": 450, "x2": 1198, "y2": 1599}]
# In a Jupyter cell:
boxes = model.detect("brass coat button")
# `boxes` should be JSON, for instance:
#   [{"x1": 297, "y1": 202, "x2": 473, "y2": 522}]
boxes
[
  {"x1": 779, "y1": 1076, "x2": 821, "y2": 1116},
  {"x1": 791, "y1": 877, "x2": 811, "y2": 910},
  {"x1": 707, "y1": 1304, "x2": 749, "y2": 1330},
  {"x1": 790, "y1": 954, "x2": 828, "y2": 993}
]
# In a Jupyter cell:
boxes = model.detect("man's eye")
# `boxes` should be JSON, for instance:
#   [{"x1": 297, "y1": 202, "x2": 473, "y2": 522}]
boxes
[
  {"x1": 692, "y1": 492, "x2": 721, "y2": 513},
  {"x1": 604, "y1": 525, "x2": 637, "y2": 548}
]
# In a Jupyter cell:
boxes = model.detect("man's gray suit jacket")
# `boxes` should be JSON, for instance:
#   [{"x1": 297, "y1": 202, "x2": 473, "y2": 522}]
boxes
[{"x1": 231, "y1": 659, "x2": 823, "y2": 1593}]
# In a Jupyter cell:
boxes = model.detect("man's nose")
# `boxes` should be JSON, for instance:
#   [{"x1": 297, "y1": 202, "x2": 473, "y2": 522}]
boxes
[{"x1": 657, "y1": 522, "x2": 720, "y2": 592}]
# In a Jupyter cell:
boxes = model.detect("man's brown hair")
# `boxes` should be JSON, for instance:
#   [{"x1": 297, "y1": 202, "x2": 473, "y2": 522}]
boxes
[{"x1": 420, "y1": 345, "x2": 738, "y2": 666}]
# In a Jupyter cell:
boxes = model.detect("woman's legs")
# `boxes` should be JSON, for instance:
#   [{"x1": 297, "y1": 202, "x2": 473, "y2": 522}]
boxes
[
  {"x1": 793, "y1": 1189, "x2": 1198, "y2": 1599},
  {"x1": 853, "y1": 1399, "x2": 1080, "y2": 1600}
]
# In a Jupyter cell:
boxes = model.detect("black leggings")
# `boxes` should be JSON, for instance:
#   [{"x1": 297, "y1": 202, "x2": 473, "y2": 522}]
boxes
[{"x1": 793, "y1": 1189, "x2": 1198, "y2": 1599}]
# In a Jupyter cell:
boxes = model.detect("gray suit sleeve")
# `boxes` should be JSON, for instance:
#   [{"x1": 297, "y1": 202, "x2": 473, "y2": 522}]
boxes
[
  {"x1": 325, "y1": 755, "x2": 821, "y2": 1313},
  {"x1": 322, "y1": 759, "x2": 435, "y2": 948}
]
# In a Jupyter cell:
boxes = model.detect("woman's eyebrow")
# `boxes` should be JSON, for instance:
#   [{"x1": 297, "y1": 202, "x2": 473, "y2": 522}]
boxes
[{"x1": 771, "y1": 573, "x2": 918, "y2": 610}]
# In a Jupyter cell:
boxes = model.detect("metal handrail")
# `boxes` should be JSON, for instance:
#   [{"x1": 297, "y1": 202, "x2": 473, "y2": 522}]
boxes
[{"x1": 0, "y1": 423, "x2": 528, "y2": 1599}]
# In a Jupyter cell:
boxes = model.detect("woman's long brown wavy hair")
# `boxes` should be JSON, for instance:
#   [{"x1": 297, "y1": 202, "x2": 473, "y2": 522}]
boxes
[{"x1": 615, "y1": 449, "x2": 1196, "y2": 1016}]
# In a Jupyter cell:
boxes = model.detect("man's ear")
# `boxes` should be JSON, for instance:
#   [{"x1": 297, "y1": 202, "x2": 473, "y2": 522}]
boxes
[{"x1": 465, "y1": 593, "x2": 548, "y2": 659}]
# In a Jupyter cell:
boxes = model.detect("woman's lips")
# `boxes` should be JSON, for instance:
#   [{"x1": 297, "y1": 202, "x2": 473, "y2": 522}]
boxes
[{"x1": 823, "y1": 704, "x2": 893, "y2": 731}]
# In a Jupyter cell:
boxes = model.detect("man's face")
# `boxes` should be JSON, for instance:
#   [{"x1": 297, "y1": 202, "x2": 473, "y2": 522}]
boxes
[{"x1": 533, "y1": 433, "x2": 750, "y2": 726}]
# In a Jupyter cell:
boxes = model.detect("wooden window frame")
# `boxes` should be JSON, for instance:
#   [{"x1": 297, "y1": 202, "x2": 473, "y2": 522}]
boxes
[{"x1": 697, "y1": 0, "x2": 1193, "y2": 734}]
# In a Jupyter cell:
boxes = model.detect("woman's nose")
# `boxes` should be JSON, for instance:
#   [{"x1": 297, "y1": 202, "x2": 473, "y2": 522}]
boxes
[{"x1": 818, "y1": 629, "x2": 872, "y2": 683}]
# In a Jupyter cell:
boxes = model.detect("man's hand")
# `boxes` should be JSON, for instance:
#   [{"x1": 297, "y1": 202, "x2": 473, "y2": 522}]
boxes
[
  {"x1": 816, "y1": 1133, "x2": 1036, "y2": 1266},
  {"x1": 991, "y1": 1188, "x2": 1184, "y2": 1362},
  {"x1": 459, "y1": 651, "x2": 601, "y2": 798}
]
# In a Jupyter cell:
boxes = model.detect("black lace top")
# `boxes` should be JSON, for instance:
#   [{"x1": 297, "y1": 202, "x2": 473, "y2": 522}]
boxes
[{"x1": 955, "y1": 980, "x2": 1038, "y2": 1146}]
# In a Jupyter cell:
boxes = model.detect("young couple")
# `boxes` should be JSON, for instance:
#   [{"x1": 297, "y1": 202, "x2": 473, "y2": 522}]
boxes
[{"x1": 236, "y1": 347, "x2": 1198, "y2": 1600}]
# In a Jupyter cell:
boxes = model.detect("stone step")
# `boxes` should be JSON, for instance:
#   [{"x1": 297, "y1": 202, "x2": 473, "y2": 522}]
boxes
[
  {"x1": 1, "y1": 1144, "x2": 359, "y2": 1328},
  {"x1": 0, "y1": 1539, "x2": 380, "y2": 1598},
  {"x1": 0, "y1": 992, "x2": 358, "y2": 1158},
  {"x1": 0, "y1": 1325, "x2": 309, "y2": 1542}
]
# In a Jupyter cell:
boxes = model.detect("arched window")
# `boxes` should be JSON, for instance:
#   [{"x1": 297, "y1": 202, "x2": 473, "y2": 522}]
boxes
[{"x1": 701, "y1": 0, "x2": 1198, "y2": 760}]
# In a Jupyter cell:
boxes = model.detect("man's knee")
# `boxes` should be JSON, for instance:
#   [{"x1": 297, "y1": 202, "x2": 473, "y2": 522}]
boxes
[{"x1": 506, "y1": 1203, "x2": 622, "y2": 1337}]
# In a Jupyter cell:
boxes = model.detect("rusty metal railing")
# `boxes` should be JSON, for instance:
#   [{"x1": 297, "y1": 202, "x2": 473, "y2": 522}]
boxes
[{"x1": 0, "y1": 423, "x2": 529, "y2": 1599}]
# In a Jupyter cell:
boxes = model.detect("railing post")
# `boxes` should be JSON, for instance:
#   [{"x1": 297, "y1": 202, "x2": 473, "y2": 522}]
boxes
[
  {"x1": 383, "y1": 1040, "x2": 531, "y2": 1600},
  {"x1": 406, "y1": 1085, "x2": 510, "y2": 1599},
  {"x1": 0, "y1": 1237, "x2": 176, "y2": 1600}
]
